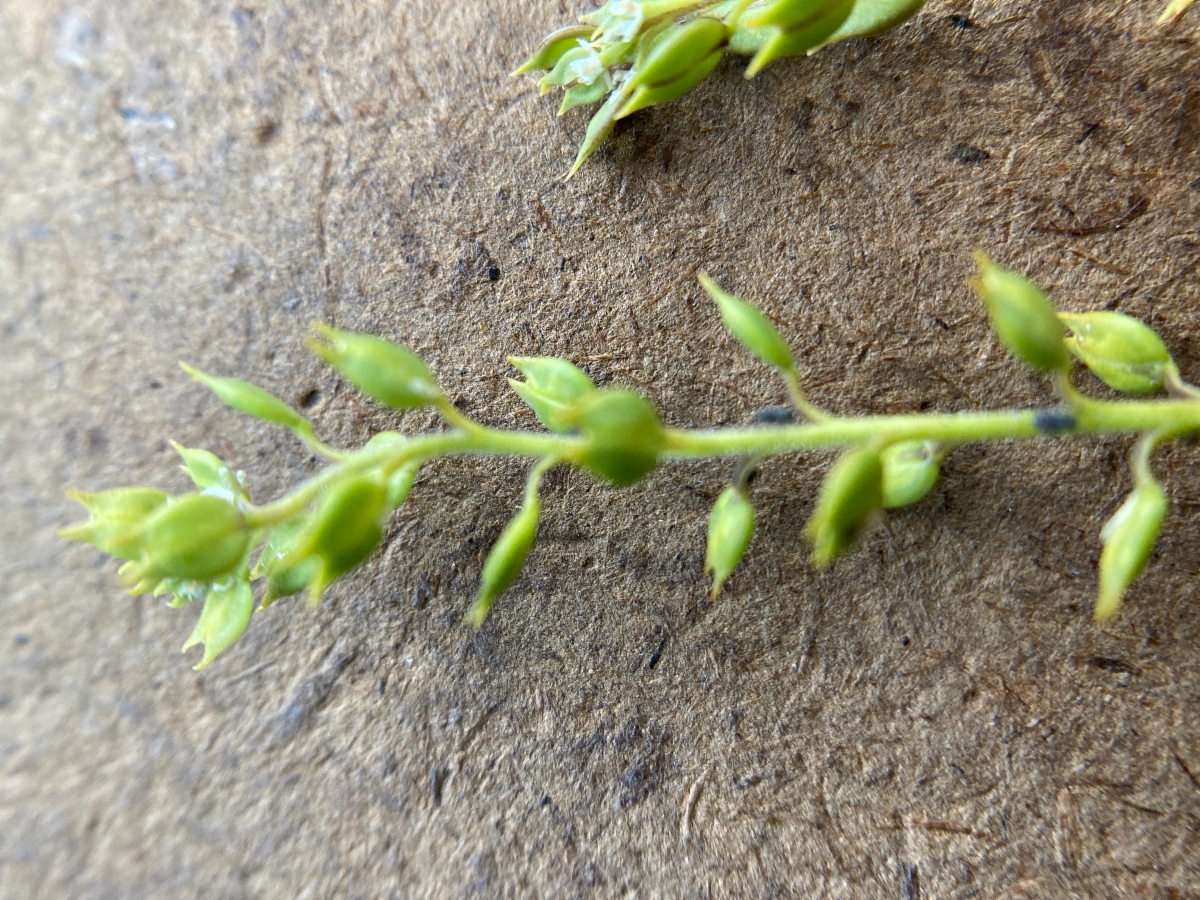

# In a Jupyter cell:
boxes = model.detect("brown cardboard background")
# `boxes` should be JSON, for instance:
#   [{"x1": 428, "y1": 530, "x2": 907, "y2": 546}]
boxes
[{"x1": 1, "y1": 1, "x2": 1198, "y2": 896}]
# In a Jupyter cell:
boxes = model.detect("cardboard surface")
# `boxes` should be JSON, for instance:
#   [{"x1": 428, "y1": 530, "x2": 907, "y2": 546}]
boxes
[{"x1": 1, "y1": 0, "x2": 1198, "y2": 895}]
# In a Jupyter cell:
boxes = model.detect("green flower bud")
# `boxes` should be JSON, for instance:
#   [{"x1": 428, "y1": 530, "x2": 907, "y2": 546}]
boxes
[
  {"x1": 512, "y1": 25, "x2": 595, "y2": 75},
  {"x1": 971, "y1": 252, "x2": 1069, "y2": 373},
  {"x1": 881, "y1": 440, "x2": 941, "y2": 509},
  {"x1": 737, "y1": 0, "x2": 855, "y2": 77},
  {"x1": 120, "y1": 494, "x2": 250, "y2": 589},
  {"x1": 1059, "y1": 311, "x2": 1172, "y2": 395},
  {"x1": 170, "y1": 441, "x2": 248, "y2": 502},
  {"x1": 286, "y1": 476, "x2": 389, "y2": 604},
  {"x1": 1096, "y1": 482, "x2": 1167, "y2": 622},
  {"x1": 561, "y1": 78, "x2": 612, "y2": 114},
  {"x1": 386, "y1": 462, "x2": 420, "y2": 510},
  {"x1": 181, "y1": 577, "x2": 254, "y2": 669},
  {"x1": 180, "y1": 364, "x2": 310, "y2": 431},
  {"x1": 812, "y1": 0, "x2": 926, "y2": 50},
  {"x1": 616, "y1": 17, "x2": 728, "y2": 119},
  {"x1": 59, "y1": 487, "x2": 171, "y2": 560},
  {"x1": 706, "y1": 486, "x2": 755, "y2": 598},
  {"x1": 700, "y1": 273, "x2": 795, "y2": 371},
  {"x1": 804, "y1": 448, "x2": 883, "y2": 567},
  {"x1": 309, "y1": 324, "x2": 442, "y2": 410},
  {"x1": 508, "y1": 356, "x2": 597, "y2": 433},
  {"x1": 570, "y1": 389, "x2": 665, "y2": 486},
  {"x1": 469, "y1": 496, "x2": 541, "y2": 628}
]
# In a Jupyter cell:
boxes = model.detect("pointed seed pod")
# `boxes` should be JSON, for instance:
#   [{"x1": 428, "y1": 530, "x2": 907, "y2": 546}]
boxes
[
  {"x1": 1096, "y1": 481, "x2": 1167, "y2": 622},
  {"x1": 1059, "y1": 311, "x2": 1172, "y2": 395},
  {"x1": 60, "y1": 488, "x2": 171, "y2": 560},
  {"x1": 699, "y1": 273, "x2": 795, "y2": 371},
  {"x1": 616, "y1": 17, "x2": 728, "y2": 119},
  {"x1": 512, "y1": 25, "x2": 596, "y2": 75},
  {"x1": 289, "y1": 475, "x2": 389, "y2": 604},
  {"x1": 706, "y1": 486, "x2": 755, "y2": 598},
  {"x1": 804, "y1": 448, "x2": 883, "y2": 567},
  {"x1": 385, "y1": 462, "x2": 420, "y2": 510},
  {"x1": 125, "y1": 494, "x2": 250, "y2": 586},
  {"x1": 180, "y1": 364, "x2": 310, "y2": 430},
  {"x1": 508, "y1": 356, "x2": 597, "y2": 432},
  {"x1": 881, "y1": 440, "x2": 941, "y2": 509},
  {"x1": 810, "y1": 0, "x2": 926, "y2": 52},
  {"x1": 570, "y1": 389, "x2": 665, "y2": 486},
  {"x1": 738, "y1": 0, "x2": 855, "y2": 77},
  {"x1": 971, "y1": 252, "x2": 1069, "y2": 373},
  {"x1": 309, "y1": 325, "x2": 442, "y2": 410},
  {"x1": 469, "y1": 495, "x2": 541, "y2": 628},
  {"x1": 181, "y1": 578, "x2": 254, "y2": 669}
]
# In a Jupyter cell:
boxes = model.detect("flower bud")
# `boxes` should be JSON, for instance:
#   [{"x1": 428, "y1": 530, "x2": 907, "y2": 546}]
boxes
[
  {"x1": 171, "y1": 441, "x2": 248, "y2": 502},
  {"x1": 309, "y1": 324, "x2": 442, "y2": 410},
  {"x1": 180, "y1": 364, "x2": 309, "y2": 431},
  {"x1": 121, "y1": 494, "x2": 251, "y2": 589},
  {"x1": 971, "y1": 252, "x2": 1069, "y2": 373},
  {"x1": 512, "y1": 25, "x2": 596, "y2": 75},
  {"x1": 1096, "y1": 481, "x2": 1167, "y2": 622},
  {"x1": 508, "y1": 356, "x2": 597, "y2": 433},
  {"x1": 287, "y1": 475, "x2": 389, "y2": 604},
  {"x1": 469, "y1": 496, "x2": 541, "y2": 628},
  {"x1": 616, "y1": 17, "x2": 728, "y2": 119},
  {"x1": 570, "y1": 389, "x2": 665, "y2": 486},
  {"x1": 880, "y1": 440, "x2": 941, "y2": 509},
  {"x1": 706, "y1": 486, "x2": 755, "y2": 598},
  {"x1": 181, "y1": 577, "x2": 254, "y2": 669},
  {"x1": 60, "y1": 487, "x2": 171, "y2": 560},
  {"x1": 1059, "y1": 311, "x2": 1172, "y2": 395},
  {"x1": 811, "y1": 0, "x2": 926, "y2": 51},
  {"x1": 804, "y1": 448, "x2": 883, "y2": 567},
  {"x1": 737, "y1": 0, "x2": 855, "y2": 77},
  {"x1": 700, "y1": 273, "x2": 795, "y2": 371}
]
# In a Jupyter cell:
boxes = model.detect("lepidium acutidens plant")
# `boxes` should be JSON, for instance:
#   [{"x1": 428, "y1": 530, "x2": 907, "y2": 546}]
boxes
[
  {"x1": 519, "y1": 0, "x2": 1192, "y2": 175},
  {"x1": 61, "y1": 254, "x2": 1200, "y2": 669}
]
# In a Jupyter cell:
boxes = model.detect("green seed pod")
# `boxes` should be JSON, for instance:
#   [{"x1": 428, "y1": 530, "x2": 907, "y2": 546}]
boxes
[
  {"x1": 181, "y1": 577, "x2": 254, "y2": 669},
  {"x1": 250, "y1": 517, "x2": 312, "y2": 607},
  {"x1": 700, "y1": 273, "x2": 795, "y2": 371},
  {"x1": 706, "y1": 486, "x2": 755, "y2": 598},
  {"x1": 570, "y1": 389, "x2": 665, "y2": 486},
  {"x1": 508, "y1": 356, "x2": 597, "y2": 433},
  {"x1": 568, "y1": 88, "x2": 625, "y2": 178},
  {"x1": 1059, "y1": 311, "x2": 1172, "y2": 395},
  {"x1": 615, "y1": 17, "x2": 728, "y2": 118},
  {"x1": 171, "y1": 441, "x2": 248, "y2": 501},
  {"x1": 561, "y1": 78, "x2": 612, "y2": 114},
  {"x1": 288, "y1": 475, "x2": 389, "y2": 603},
  {"x1": 738, "y1": 0, "x2": 854, "y2": 77},
  {"x1": 180, "y1": 364, "x2": 309, "y2": 430},
  {"x1": 124, "y1": 494, "x2": 250, "y2": 587},
  {"x1": 469, "y1": 496, "x2": 541, "y2": 628},
  {"x1": 60, "y1": 487, "x2": 171, "y2": 560},
  {"x1": 804, "y1": 448, "x2": 884, "y2": 567},
  {"x1": 880, "y1": 440, "x2": 941, "y2": 509},
  {"x1": 811, "y1": 0, "x2": 926, "y2": 51},
  {"x1": 971, "y1": 252, "x2": 1069, "y2": 373},
  {"x1": 385, "y1": 462, "x2": 420, "y2": 510},
  {"x1": 540, "y1": 44, "x2": 603, "y2": 93},
  {"x1": 1096, "y1": 481, "x2": 1167, "y2": 622},
  {"x1": 512, "y1": 25, "x2": 595, "y2": 75},
  {"x1": 309, "y1": 324, "x2": 442, "y2": 410}
]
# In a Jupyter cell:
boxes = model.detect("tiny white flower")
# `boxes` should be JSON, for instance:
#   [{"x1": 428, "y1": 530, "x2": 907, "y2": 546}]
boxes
[
  {"x1": 568, "y1": 39, "x2": 609, "y2": 86},
  {"x1": 601, "y1": 0, "x2": 643, "y2": 45}
]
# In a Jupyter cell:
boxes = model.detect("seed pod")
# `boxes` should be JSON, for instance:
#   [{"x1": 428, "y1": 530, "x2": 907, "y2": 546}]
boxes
[
  {"x1": 540, "y1": 43, "x2": 608, "y2": 93},
  {"x1": 180, "y1": 364, "x2": 309, "y2": 430},
  {"x1": 700, "y1": 273, "x2": 795, "y2": 371},
  {"x1": 1059, "y1": 311, "x2": 1172, "y2": 395},
  {"x1": 811, "y1": 0, "x2": 926, "y2": 51},
  {"x1": 804, "y1": 448, "x2": 883, "y2": 567},
  {"x1": 561, "y1": 78, "x2": 613, "y2": 114},
  {"x1": 60, "y1": 488, "x2": 171, "y2": 560},
  {"x1": 1096, "y1": 481, "x2": 1167, "y2": 622},
  {"x1": 738, "y1": 0, "x2": 855, "y2": 77},
  {"x1": 309, "y1": 324, "x2": 442, "y2": 410},
  {"x1": 616, "y1": 17, "x2": 728, "y2": 119},
  {"x1": 706, "y1": 486, "x2": 755, "y2": 598},
  {"x1": 469, "y1": 496, "x2": 541, "y2": 628},
  {"x1": 509, "y1": 356, "x2": 597, "y2": 433},
  {"x1": 512, "y1": 25, "x2": 595, "y2": 75},
  {"x1": 288, "y1": 475, "x2": 389, "y2": 603},
  {"x1": 881, "y1": 440, "x2": 941, "y2": 509},
  {"x1": 569, "y1": 87, "x2": 626, "y2": 178},
  {"x1": 181, "y1": 577, "x2": 254, "y2": 669},
  {"x1": 971, "y1": 253, "x2": 1069, "y2": 373},
  {"x1": 385, "y1": 462, "x2": 420, "y2": 510},
  {"x1": 122, "y1": 494, "x2": 250, "y2": 588},
  {"x1": 570, "y1": 389, "x2": 665, "y2": 486}
]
